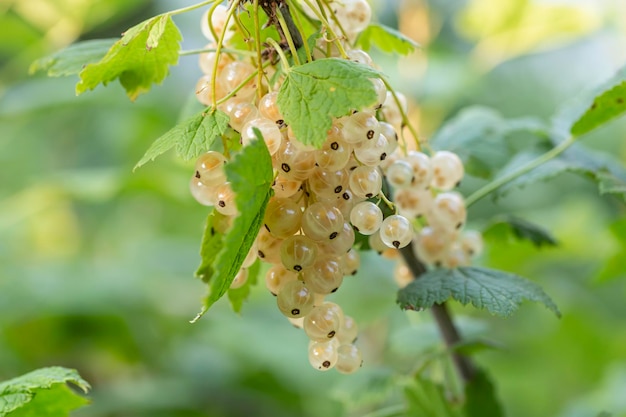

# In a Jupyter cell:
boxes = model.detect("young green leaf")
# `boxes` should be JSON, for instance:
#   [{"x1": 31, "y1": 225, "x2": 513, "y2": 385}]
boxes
[
  {"x1": 228, "y1": 260, "x2": 261, "y2": 313},
  {"x1": 76, "y1": 15, "x2": 182, "y2": 101},
  {"x1": 0, "y1": 367, "x2": 90, "y2": 417},
  {"x1": 356, "y1": 23, "x2": 420, "y2": 56},
  {"x1": 277, "y1": 58, "x2": 380, "y2": 148},
  {"x1": 196, "y1": 209, "x2": 231, "y2": 284},
  {"x1": 134, "y1": 109, "x2": 230, "y2": 169},
  {"x1": 463, "y1": 368, "x2": 504, "y2": 417},
  {"x1": 405, "y1": 377, "x2": 462, "y2": 417},
  {"x1": 483, "y1": 216, "x2": 558, "y2": 248},
  {"x1": 431, "y1": 106, "x2": 548, "y2": 179},
  {"x1": 194, "y1": 135, "x2": 273, "y2": 319},
  {"x1": 29, "y1": 39, "x2": 116, "y2": 77},
  {"x1": 397, "y1": 267, "x2": 561, "y2": 317},
  {"x1": 553, "y1": 64, "x2": 626, "y2": 138}
]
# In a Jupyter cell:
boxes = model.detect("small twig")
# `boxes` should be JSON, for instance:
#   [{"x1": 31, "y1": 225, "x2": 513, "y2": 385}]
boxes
[{"x1": 399, "y1": 243, "x2": 476, "y2": 384}]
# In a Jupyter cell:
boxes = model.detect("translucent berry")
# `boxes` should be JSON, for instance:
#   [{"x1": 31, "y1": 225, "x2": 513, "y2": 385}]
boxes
[
  {"x1": 280, "y1": 235, "x2": 318, "y2": 272},
  {"x1": 405, "y1": 151, "x2": 433, "y2": 189},
  {"x1": 195, "y1": 151, "x2": 227, "y2": 186},
  {"x1": 428, "y1": 192, "x2": 467, "y2": 231},
  {"x1": 379, "y1": 215, "x2": 413, "y2": 249},
  {"x1": 214, "y1": 182, "x2": 238, "y2": 216},
  {"x1": 264, "y1": 198, "x2": 302, "y2": 239},
  {"x1": 258, "y1": 92, "x2": 284, "y2": 126},
  {"x1": 386, "y1": 160, "x2": 414, "y2": 189},
  {"x1": 272, "y1": 176, "x2": 302, "y2": 199},
  {"x1": 308, "y1": 340, "x2": 338, "y2": 371},
  {"x1": 277, "y1": 280, "x2": 315, "y2": 318},
  {"x1": 301, "y1": 202, "x2": 344, "y2": 242},
  {"x1": 431, "y1": 151, "x2": 464, "y2": 190},
  {"x1": 190, "y1": 177, "x2": 217, "y2": 206},
  {"x1": 460, "y1": 230, "x2": 483, "y2": 257},
  {"x1": 349, "y1": 166, "x2": 382, "y2": 199},
  {"x1": 341, "y1": 112, "x2": 380, "y2": 145},
  {"x1": 336, "y1": 315, "x2": 358, "y2": 345},
  {"x1": 230, "y1": 268, "x2": 248, "y2": 289},
  {"x1": 340, "y1": 248, "x2": 360, "y2": 276},
  {"x1": 350, "y1": 201, "x2": 383, "y2": 235},
  {"x1": 302, "y1": 254, "x2": 343, "y2": 295},
  {"x1": 241, "y1": 118, "x2": 282, "y2": 155},
  {"x1": 304, "y1": 303, "x2": 343, "y2": 341},
  {"x1": 265, "y1": 264, "x2": 298, "y2": 295},
  {"x1": 394, "y1": 188, "x2": 433, "y2": 219},
  {"x1": 336, "y1": 344, "x2": 363, "y2": 374}
]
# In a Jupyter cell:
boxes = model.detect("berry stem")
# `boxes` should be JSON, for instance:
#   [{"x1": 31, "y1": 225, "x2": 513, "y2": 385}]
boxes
[
  {"x1": 398, "y1": 243, "x2": 476, "y2": 384},
  {"x1": 169, "y1": 0, "x2": 219, "y2": 16},
  {"x1": 285, "y1": 0, "x2": 312, "y2": 62},
  {"x1": 301, "y1": 0, "x2": 348, "y2": 58},
  {"x1": 465, "y1": 135, "x2": 575, "y2": 207},
  {"x1": 253, "y1": 0, "x2": 265, "y2": 100},
  {"x1": 266, "y1": 37, "x2": 291, "y2": 71},
  {"x1": 380, "y1": 77, "x2": 422, "y2": 152},
  {"x1": 276, "y1": 7, "x2": 301, "y2": 65},
  {"x1": 210, "y1": 0, "x2": 242, "y2": 108}
]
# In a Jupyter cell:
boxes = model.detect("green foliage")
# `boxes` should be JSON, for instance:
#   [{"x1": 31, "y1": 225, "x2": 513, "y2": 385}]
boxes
[
  {"x1": 29, "y1": 39, "x2": 116, "y2": 77},
  {"x1": 194, "y1": 136, "x2": 273, "y2": 319},
  {"x1": 397, "y1": 267, "x2": 560, "y2": 317},
  {"x1": 277, "y1": 58, "x2": 380, "y2": 148},
  {"x1": 0, "y1": 367, "x2": 90, "y2": 417},
  {"x1": 431, "y1": 106, "x2": 548, "y2": 179},
  {"x1": 564, "y1": 65, "x2": 626, "y2": 138},
  {"x1": 483, "y1": 216, "x2": 558, "y2": 247},
  {"x1": 76, "y1": 15, "x2": 182, "y2": 100},
  {"x1": 356, "y1": 23, "x2": 420, "y2": 56},
  {"x1": 404, "y1": 377, "x2": 462, "y2": 417},
  {"x1": 495, "y1": 145, "x2": 626, "y2": 201},
  {"x1": 134, "y1": 109, "x2": 230, "y2": 169},
  {"x1": 463, "y1": 369, "x2": 504, "y2": 417},
  {"x1": 228, "y1": 260, "x2": 261, "y2": 313}
]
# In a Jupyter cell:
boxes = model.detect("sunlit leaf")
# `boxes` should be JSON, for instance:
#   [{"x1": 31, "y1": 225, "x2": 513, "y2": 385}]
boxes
[{"x1": 277, "y1": 58, "x2": 380, "y2": 148}]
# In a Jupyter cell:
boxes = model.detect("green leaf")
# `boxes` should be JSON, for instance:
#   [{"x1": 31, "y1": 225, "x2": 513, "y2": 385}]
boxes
[
  {"x1": 0, "y1": 367, "x2": 90, "y2": 417},
  {"x1": 405, "y1": 377, "x2": 462, "y2": 417},
  {"x1": 495, "y1": 145, "x2": 626, "y2": 201},
  {"x1": 463, "y1": 369, "x2": 504, "y2": 417},
  {"x1": 29, "y1": 39, "x2": 116, "y2": 77},
  {"x1": 431, "y1": 106, "x2": 548, "y2": 179},
  {"x1": 134, "y1": 109, "x2": 230, "y2": 169},
  {"x1": 277, "y1": 58, "x2": 380, "y2": 148},
  {"x1": 552, "y1": 64, "x2": 626, "y2": 138},
  {"x1": 196, "y1": 209, "x2": 231, "y2": 284},
  {"x1": 483, "y1": 216, "x2": 558, "y2": 248},
  {"x1": 228, "y1": 260, "x2": 261, "y2": 313},
  {"x1": 194, "y1": 135, "x2": 273, "y2": 319},
  {"x1": 76, "y1": 15, "x2": 182, "y2": 100},
  {"x1": 397, "y1": 267, "x2": 561, "y2": 317},
  {"x1": 356, "y1": 23, "x2": 420, "y2": 56}
]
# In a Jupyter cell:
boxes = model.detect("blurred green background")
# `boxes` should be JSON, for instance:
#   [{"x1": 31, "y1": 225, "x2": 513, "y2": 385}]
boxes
[{"x1": 1, "y1": 0, "x2": 625, "y2": 416}]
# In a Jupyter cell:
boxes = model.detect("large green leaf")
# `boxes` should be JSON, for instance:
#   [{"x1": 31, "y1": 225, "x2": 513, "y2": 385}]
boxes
[
  {"x1": 0, "y1": 367, "x2": 90, "y2": 417},
  {"x1": 553, "y1": 64, "x2": 626, "y2": 138},
  {"x1": 29, "y1": 39, "x2": 116, "y2": 77},
  {"x1": 76, "y1": 15, "x2": 182, "y2": 100},
  {"x1": 397, "y1": 267, "x2": 560, "y2": 317},
  {"x1": 356, "y1": 23, "x2": 420, "y2": 56},
  {"x1": 431, "y1": 106, "x2": 548, "y2": 179},
  {"x1": 134, "y1": 109, "x2": 230, "y2": 169},
  {"x1": 227, "y1": 260, "x2": 261, "y2": 313},
  {"x1": 277, "y1": 58, "x2": 380, "y2": 148},
  {"x1": 193, "y1": 135, "x2": 273, "y2": 319}
]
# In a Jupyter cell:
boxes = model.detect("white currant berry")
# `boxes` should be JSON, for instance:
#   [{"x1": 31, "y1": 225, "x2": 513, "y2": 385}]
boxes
[
  {"x1": 280, "y1": 235, "x2": 318, "y2": 272},
  {"x1": 393, "y1": 261, "x2": 413, "y2": 288},
  {"x1": 427, "y1": 192, "x2": 467, "y2": 231},
  {"x1": 349, "y1": 166, "x2": 383, "y2": 199},
  {"x1": 277, "y1": 280, "x2": 315, "y2": 318},
  {"x1": 272, "y1": 175, "x2": 302, "y2": 199},
  {"x1": 308, "y1": 340, "x2": 339, "y2": 371},
  {"x1": 200, "y1": 4, "x2": 232, "y2": 42},
  {"x1": 460, "y1": 230, "x2": 483, "y2": 257},
  {"x1": 405, "y1": 151, "x2": 433, "y2": 189},
  {"x1": 318, "y1": 221, "x2": 355, "y2": 254},
  {"x1": 336, "y1": 315, "x2": 358, "y2": 345},
  {"x1": 304, "y1": 303, "x2": 343, "y2": 341},
  {"x1": 241, "y1": 117, "x2": 282, "y2": 155},
  {"x1": 340, "y1": 248, "x2": 360, "y2": 276},
  {"x1": 255, "y1": 228, "x2": 284, "y2": 264},
  {"x1": 341, "y1": 112, "x2": 380, "y2": 145},
  {"x1": 258, "y1": 92, "x2": 284, "y2": 126},
  {"x1": 394, "y1": 187, "x2": 433, "y2": 219},
  {"x1": 195, "y1": 151, "x2": 227, "y2": 186},
  {"x1": 230, "y1": 268, "x2": 249, "y2": 289},
  {"x1": 350, "y1": 201, "x2": 383, "y2": 235},
  {"x1": 336, "y1": 344, "x2": 363, "y2": 374},
  {"x1": 301, "y1": 254, "x2": 343, "y2": 295},
  {"x1": 214, "y1": 182, "x2": 238, "y2": 216},
  {"x1": 264, "y1": 197, "x2": 303, "y2": 239},
  {"x1": 380, "y1": 215, "x2": 413, "y2": 249},
  {"x1": 430, "y1": 150, "x2": 464, "y2": 190},
  {"x1": 414, "y1": 226, "x2": 455, "y2": 267},
  {"x1": 301, "y1": 202, "x2": 344, "y2": 242},
  {"x1": 265, "y1": 264, "x2": 298, "y2": 296},
  {"x1": 386, "y1": 160, "x2": 414, "y2": 189},
  {"x1": 190, "y1": 177, "x2": 217, "y2": 206}
]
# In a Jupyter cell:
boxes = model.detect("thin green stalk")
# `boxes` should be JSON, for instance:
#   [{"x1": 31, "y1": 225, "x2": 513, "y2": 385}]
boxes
[
  {"x1": 169, "y1": 0, "x2": 218, "y2": 16},
  {"x1": 302, "y1": 0, "x2": 347, "y2": 58},
  {"x1": 205, "y1": 1, "x2": 223, "y2": 42},
  {"x1": 215, "y1": 60, "x2": 273, "y2": 106},
  {"x1": 253, "y1": 0, "x2": 265, "y2": 100},
  {"x1": 465, "y1": 136, "x2": 575, "y2": 207},
  {"x1": 210, "y1": 0, "x2": 242, "y2": 107},
  {"x1": 276, "y1": 7, "x2": 301, "y2": 66},
  {"x1": 381, "y1": 77, "x2": 421, "y2": 152},
  {"x1": 285, "y1": 0, "x2": 312, "y2": 62},
  {"x1": 180, "y1": 47, "x2": 256, "y2": 57},
  {"x1": 266, "y1": 37, "x2": 291, "y2": 71}
]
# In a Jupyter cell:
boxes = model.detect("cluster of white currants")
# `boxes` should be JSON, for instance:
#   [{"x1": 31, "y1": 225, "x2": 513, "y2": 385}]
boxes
[{"x1": 189, "y1": 0, "x2": 483, "y2": 372}]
